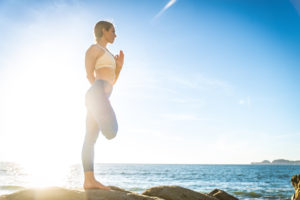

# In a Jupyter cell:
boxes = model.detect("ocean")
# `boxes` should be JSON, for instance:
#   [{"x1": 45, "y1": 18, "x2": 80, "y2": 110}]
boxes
[{"x1": 0, "y1": 162, "x2": 299, "y2": 199}]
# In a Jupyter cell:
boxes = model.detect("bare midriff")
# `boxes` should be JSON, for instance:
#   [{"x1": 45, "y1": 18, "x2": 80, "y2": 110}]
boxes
[{"x1": 95, "y1": 67, "x2": 115, "y2": 85}]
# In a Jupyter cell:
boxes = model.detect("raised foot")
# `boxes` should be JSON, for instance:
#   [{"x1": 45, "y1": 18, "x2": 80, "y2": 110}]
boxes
[{"x1": 84, "y1": 180, "x2": 111, "y2": 190}]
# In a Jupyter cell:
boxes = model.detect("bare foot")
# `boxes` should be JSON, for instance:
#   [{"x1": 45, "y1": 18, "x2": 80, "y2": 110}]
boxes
[{"x1": 84, "y1": 179, "x2": 111, "y2": 190}]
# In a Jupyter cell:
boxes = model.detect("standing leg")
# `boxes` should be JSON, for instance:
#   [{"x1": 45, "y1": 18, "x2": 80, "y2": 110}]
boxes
[
  {"x1": 81, "y1": 110, "x2": 100, "y2": 172},
  {"x1": 81, "y1": 110, "x2": 111, "y2": 190},
  {"x1": 82, "y1": 81, "x2": 115, "y2": 190}
]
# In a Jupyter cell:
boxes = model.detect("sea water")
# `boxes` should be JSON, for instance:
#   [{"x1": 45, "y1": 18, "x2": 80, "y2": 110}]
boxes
[{"x1": 0, "y1": 162, "x2": 299, "y2": 199}]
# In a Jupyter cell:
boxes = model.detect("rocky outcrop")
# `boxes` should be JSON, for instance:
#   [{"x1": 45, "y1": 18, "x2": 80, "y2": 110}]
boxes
[
  {"x1": 251, "y1": 159, "x2": 300, "y2": 165},
  {"x1": 0, "y1": 185, "x2": 238, "y2": 200},
  {"x1": 251, "y1": 160, "x2": 271, "y2": 164},
  {"x1": 3, "y1": 174, "x2": 300, "y2": 199},
  {"x1": 209, "y1": 189, "x2": 239, "y2": 200},
  {"x1": 0, "y1": 187, "x2": 85, "y2": 200},
  {"x1": 272, "y1": 159, "x2": 300, "y2": 164},
  {"x1": 142, "y1": 185, "x2": 218, "y2": 200},
  {"x1": 142, "y1": 186, "x2": 238, "y2": 200},
  {"x1": 292, "y1": 174, "x2": 300, "y2": 200},
  {"x1": 0, "y1": 186, "x2": 162, "y2": 200},
  {"x1": 85, "y1": 186, "x2": 164, "y2": 200}
]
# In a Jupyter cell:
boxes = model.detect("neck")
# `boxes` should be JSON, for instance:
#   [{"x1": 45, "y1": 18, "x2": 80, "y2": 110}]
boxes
[{"x1": 96, "y1": 38, "x2": 108, "y2": 48}]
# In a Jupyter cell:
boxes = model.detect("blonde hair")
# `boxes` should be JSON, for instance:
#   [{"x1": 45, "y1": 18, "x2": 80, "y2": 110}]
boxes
[{"x1": 94, "y1": 21, "x2": 113, "y2": 40}]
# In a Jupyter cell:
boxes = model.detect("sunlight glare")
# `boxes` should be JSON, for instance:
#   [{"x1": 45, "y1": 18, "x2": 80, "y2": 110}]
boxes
[{"x1": 21, "y1": 157, "x2": 71, "y2": 188}]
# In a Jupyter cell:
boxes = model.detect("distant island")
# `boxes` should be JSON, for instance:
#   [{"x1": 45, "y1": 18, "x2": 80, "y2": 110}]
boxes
[{"x1": 251, "y1": 159, "x2": 300, "y2": 165}]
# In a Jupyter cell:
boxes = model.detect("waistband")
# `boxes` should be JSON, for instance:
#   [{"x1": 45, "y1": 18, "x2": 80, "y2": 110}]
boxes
[
  {"x1": 94, "y1": 79, "x2": 113, "y2": 86},
  {"x1": 92, "y1": 79, "x2": 113, "y2": 96}
]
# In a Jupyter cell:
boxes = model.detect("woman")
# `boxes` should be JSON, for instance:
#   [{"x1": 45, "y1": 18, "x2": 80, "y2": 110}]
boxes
[{"x1": 81, "y1": 21, "x2": 124, "y2": 190}]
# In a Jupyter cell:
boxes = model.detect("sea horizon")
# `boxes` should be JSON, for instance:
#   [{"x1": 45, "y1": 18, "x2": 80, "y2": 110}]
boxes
[{"x1": 3, "y1": 160, "x2": 300, "y2": 165}]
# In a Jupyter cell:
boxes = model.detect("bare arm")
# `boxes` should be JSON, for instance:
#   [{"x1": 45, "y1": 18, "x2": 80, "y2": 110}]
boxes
[
  {"x1": 113, "y1": 65, "x2": 122, "y2": 85},
  {"x1": 85, "y1": 46, "x2": 103, "y2": 85},
  {"x1": 113, "y1": 50, "x2": 124, "y2": 85}
]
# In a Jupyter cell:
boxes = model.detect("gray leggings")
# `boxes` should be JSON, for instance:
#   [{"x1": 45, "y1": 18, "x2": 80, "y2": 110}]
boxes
[{"x1": 81, "y1": 80, "x2": 118, "y2": 172}]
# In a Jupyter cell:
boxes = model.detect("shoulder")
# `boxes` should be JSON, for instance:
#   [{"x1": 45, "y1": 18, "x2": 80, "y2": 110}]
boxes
[{"x1": 85, "y1": 44, "x2": 105, "y2": 58}]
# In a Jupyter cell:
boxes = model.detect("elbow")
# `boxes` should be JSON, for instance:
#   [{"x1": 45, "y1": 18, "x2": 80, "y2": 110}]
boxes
[
  {"x1": 86, "y1": 74, "x2": 95, "y2": 84},
  {"x1": 86, "y1": 76, "x2": 91, "y2": 82},
  {"x1": 113, "y1": 77, "x2": 117, "y2": 85},
  {"x1": 86, "y1": 74, "x2": 94, "y2": 79}
]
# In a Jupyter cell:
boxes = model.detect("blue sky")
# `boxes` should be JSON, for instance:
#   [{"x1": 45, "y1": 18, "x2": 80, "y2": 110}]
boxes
[{"x1": 0, "y1": 0, "x2": 299, "y2": 165}]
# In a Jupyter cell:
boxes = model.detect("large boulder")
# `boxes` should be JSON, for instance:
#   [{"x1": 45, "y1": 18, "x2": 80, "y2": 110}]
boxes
[
  {"x1": 0, "y1": 185, "x2": 240, "y2": 200},
  {"x1": 142, "y1": 185, "x2": 219, "y2": 200},
  {"x1": 85, "y1": 186, "x2": 163, "y2": 200},
  {"x1": 0, "y1": 187, "x2": 84, "y2": 200},
  {"x1": 209, "y1": 189, "x2": 238, "y2": 200},
  {"x1": 0, "y1": 186, "x2": 163, "y2": 200}
]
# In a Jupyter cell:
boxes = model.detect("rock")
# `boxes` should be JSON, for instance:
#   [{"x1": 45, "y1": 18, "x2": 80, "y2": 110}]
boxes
[
  {"x1": 251, "y1": 159, "x2": 300, "y2": 165},
  {"x1": 271, "y1": 159, "x2": 300, "y2": 164},
  {"x1": 0, "y1": 185, "x2": 240, "y2": 200},
  {"x1": 84, "y1": 186, "x2": 163, "y2": 200},
  {"x1": 291, "y1": 174, "x2": 300, "y2": 200},
  {"x1": 251, "y1": 160, "x2": 271, "y2": 164},
  {"x1": 0, "y1": 186, "x2": 163, "y2": 200},
  {"x1": 0, "y1": 187, "x2": 84, "y2": 200},
  {"x1": 209, "y1": 189, "x2": 238, "y2": 200},
  {"x1": 142, "y1": 185, "x2": 219, "y2": 200}
]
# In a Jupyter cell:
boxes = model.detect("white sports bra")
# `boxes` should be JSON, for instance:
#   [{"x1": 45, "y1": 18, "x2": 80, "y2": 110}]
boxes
[{"x1": 94, "y1": 44, "x2": 116, "y2": 70}]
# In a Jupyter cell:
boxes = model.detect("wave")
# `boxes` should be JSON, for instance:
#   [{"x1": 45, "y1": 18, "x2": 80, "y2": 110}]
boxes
[
  {"x1": 127, "y1": 187, "x2": 145, "y2": 192},
  {"x1": 234, "y1": 190, "x2": 290, "y2": 199},
  {"x1": 234, "y1": 191, "x2": 262, "y2": 198}
]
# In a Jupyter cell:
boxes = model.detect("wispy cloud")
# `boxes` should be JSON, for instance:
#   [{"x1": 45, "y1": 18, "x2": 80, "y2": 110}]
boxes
[
  {"x1": 170, "y1": 97, "x2": 205, "y2": 104},
  {"x1": 127, "y1": 127, "x2": 184, "y2": 142},
  {"x1": 273, "y1": 132, "x2": 300, "y2": 139},
  {"x1": 152, "y1": 0, "x2": 177, "y2": 21},
  {"x1": 239, "y1": 96, "x2": 251, "y2": 106},
  {"x1": 160, "y1": 113, "x2": 210, "y2": 121},
  {"x1": 161, "y1": 71, "x2": 233, "y2": 95}
]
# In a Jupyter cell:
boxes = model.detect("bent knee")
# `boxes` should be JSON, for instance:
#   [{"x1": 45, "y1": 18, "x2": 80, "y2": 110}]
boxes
[
  {"x1": 102, "y1": 126, "x2": 118, "y2": 140},
  {"x1": 101, "y1": 122, "x2": 118, "y2": 140},
  {"x1": 104, "y1": 131, "x2": 117, "y2": 140}
]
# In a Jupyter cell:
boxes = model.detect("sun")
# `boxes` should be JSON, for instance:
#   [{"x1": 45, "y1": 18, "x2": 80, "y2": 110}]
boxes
[
  {"x1": 0, "y1": 29, "x2": 87, "y2": 188},
  {"x1": 21, "y1": 157, "x2": 72, "y2": 188}
]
